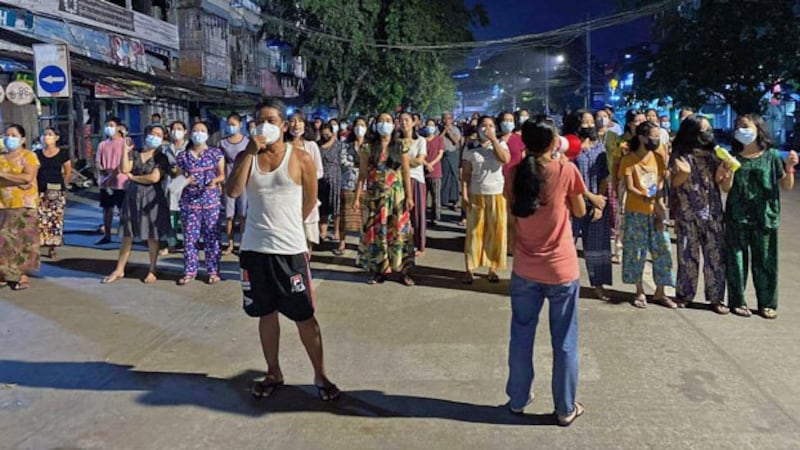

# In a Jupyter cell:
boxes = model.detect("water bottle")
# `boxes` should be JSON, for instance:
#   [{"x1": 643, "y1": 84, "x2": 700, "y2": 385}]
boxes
[{"x1": 714, "y1": 146, "x2": 741, "y2": 172}]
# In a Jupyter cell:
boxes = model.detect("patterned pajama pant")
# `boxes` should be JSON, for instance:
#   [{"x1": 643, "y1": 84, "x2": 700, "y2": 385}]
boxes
[
  {"x1": 675, "y1": 219, "x2": 725, "y2": 303},
  {"x1": 181, "y1": 206, "x2": 221, "y2": 277},
  {"x1": 621, "y1": 211, "x2": 674, "y2": 286},
  {"x1": 725, "y1": 226, "x2": 778, "y2": 310},
  {"x1": 573, "y1": 211, "x2": 613, "y2": 287}
]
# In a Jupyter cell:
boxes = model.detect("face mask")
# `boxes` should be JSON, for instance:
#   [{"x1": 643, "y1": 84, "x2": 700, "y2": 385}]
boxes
[
  {"x1": 518, "y1": 115, "x2": 529, "y2": 124},
  {"x1": 643, "y1": 138, "x2": 660, "y2": 151},
  {"x1": 660, "y1": 122, "x2": 671, "y2": 130},
  {"x1": 426, "y1": 126, "x2": 437, "y2": 136},
  {"x1": 478, "y1": 127, "x2": 488, "y2": 140},
  {"x1": 500, "y1": 121, "x2": 515, "y2": 134},
  {"x1": 331, "y1": 125, "x2": 339, "y2": 134},
  {"x1": 191, "y1": 131, "x2": 209, "y2": 145},
  {"x1": 290, "y1": 129, "x2": 304, "y2": 137},
  {"x1": 321, "y1": 135, "x2": 333, "y2": 142},
  {"x1": 698, "y1": 129, "x2": 715, "y2": 147},
  {"x1": 577, "y1": 127, "x2": 598, "y2": 141},
  {"x1": 354, "y1": 125, "x2": 367, "y2": 137},
  {"x1": 146, "y1": 135, "x2": 163, "y2": 149},
  {"x1": 171, "y1": 129, "x2": 185, "y2": 141},
  {"x1": 254, "y1": 122, "x2": 282, "y2": 145},
  {"x1": 376, "y1": 122, "x2": 394, "y2": 137},
  {"x1": 105, "y1": 126, "x2": 117, "y2": 138},
  {"x1": 597, "y1": 117, "x2": 609, "y2": 128},
  {"x1": 226, "y1": 125, "x2": 239, "y2": 136},
  {"x1": 734, "y1": 127, "x2": 757, "y2": 145},
  {"x1": 4, "y1": 136, "x2": 21, "y2": 151},
  {"x1": 341, "y1": 123, "x2": 349, "y2": 131}
]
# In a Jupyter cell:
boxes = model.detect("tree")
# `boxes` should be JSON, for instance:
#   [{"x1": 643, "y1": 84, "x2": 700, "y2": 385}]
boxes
[
  {"x1": 261, "y1": 0, "x2": 487, "y2": 117},
  {"x1": 620, "y1": 0, "x2": 800, "y2": 114}
]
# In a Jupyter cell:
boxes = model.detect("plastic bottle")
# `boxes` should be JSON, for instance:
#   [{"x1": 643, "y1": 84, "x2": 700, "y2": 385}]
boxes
[{"x1": 714, "y1": 145, "x2": 741, "y2": 172}]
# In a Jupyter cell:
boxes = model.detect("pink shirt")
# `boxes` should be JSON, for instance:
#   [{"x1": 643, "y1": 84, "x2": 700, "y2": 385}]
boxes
[
  {"x1": 508, "y1": 159, "x2": 586, "y2": 285},
  {"x1": 503, "y1": 133, "x2": 526, "y2": 180},
  {"x1": 95, "y1": 137, "x2": 128, "y2": 190}
]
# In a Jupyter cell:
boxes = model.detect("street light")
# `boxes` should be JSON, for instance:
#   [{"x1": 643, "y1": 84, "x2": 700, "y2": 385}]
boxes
[{"x1": 544, "y1": 51, "x2": 565, "y2": 114}]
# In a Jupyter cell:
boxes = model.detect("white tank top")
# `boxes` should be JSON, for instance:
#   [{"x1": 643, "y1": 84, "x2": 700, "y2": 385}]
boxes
[{"x1": 240, "y1": 146, "x2": 308, "y2": 255}]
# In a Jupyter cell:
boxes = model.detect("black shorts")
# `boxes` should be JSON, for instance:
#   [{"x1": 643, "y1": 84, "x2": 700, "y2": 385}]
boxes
[
  {"x1": 100, "y1": 189, "x2": 126, "y2": 209},
  {"x1": 239, "y1": 251, "x2": 315, "y2": 321}
]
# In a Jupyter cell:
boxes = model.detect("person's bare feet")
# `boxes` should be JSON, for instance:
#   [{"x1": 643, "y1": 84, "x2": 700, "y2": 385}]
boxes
[
  {"x1": 102, "y1": 271, "x2": 125, "y2": 284},
  {"x1": 143, "y1": 272, "x2": 157, "y2": 284}
]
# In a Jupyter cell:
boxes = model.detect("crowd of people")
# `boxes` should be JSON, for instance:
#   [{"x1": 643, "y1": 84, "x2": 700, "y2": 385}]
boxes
[{"x1": 0, "y1": 96, "x2": 797, "y2": 424}]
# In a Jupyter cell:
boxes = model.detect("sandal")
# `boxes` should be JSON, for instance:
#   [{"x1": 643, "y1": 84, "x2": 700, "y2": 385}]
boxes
[
  {"x1": 462, "y1": 272, "x2": 475, "y2": 285},
  {"x1": 177, "y1": 275, "x2": 195, "y2": 286},
  {"x1": 101, "y1": 271, "x2": 125, "y2": 284},
  {"x1": 488, "y1": 273, "x2": 500, "y2": 283},
  {"x1": 332, "y1": 248, "x2": 344, "y2": 256},
  {"x1": 712, "y1": 304, "x2": 730, "y2": 315},
  {"x1": 207, "y1": 275, "x2": 221, "y2": 285},
  {"x1": 401, "y1": 273, "x2": 415, "y2": 287},
  {"x1": 143, "y1": 272, "x2": 158, "y2": 284},
  {"x1": 251, "y1": 378, "x2": 284, "y2": 399},
  {"x1": 9, "y1": 280, "x2": 29, "y2": 291},
  {"x1": 367, "y1": 274, "x2": 386, "y2": 285},
  {"x1": 674, "y1": 298, "x2": 689, "y2": 309},
  {"x1": 759, "y1": 308, "x2": 777, "y2": 320},
  {"x1": 653, "y1": 296, "x2": 678, "y2": 309},
  {"x1": 557, "y1": 402, "x2": 585, "y2": 427},
  {"x1": 221, "y1": 246, "x2": 234, "y2": 256},
  {"x1": 632, "y1": 295, "x2": 647, "y2": 309},
  {"x1": 594, "y1": 287, "x2": 610, "y2": 301},
  {"x1": 315, "y1": 383, "x2": 341, "y2": 402},
  {"x1": 732, "y1": 306, "x2": 752, "y2": 317}
]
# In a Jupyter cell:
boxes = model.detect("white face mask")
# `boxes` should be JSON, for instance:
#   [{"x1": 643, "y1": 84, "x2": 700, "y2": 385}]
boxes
[
  {"x1": 376, "y1": 122, "x2": 394, "y2": 137},
  {"x1": 171, "y1": 129, "x2": 185, "y2": 141},
  {"x1": 255, "y1": 122, "x2": 282, "y2": 145},
  {"x1": 331, "y1": 125, "x2": 340, "y2": 134},
  {"x1": 478, "y1": 127, "x2": 488, "y2": 140},
  {"x1": 354, "y1": 125, "x2": 367, "y2": 138},
  {"x1": 597, "y1": 117, "x2": 609, "y2": 128},
  {"x1": 290, "y1": 129, "x2": 304, "y2": 137},
  {"x1": 518, "y1": 115, "x2": 529, "y2": 124},
  {"x1": 734, "y1": 127, "x2": 757, "y2": 146},
  {"x1": 191, "y1": 131, "x2": 208, "y2": 145}
]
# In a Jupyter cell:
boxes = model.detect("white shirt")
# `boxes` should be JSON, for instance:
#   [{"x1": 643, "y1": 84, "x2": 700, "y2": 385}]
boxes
[
  {"x1": 462, "y1": 140, "x2": 508, "y2": 195},
  {"x1": 296, "y1": 140, "x2": 323, "y2": 224},
  {"x1": 608, "y1": 122, "x2": 624, "y2": 136},
  {"x1": 408, "y1": 137, "x2": 428, "y2": 183},
  {"x1": 659, "y1": 128, "x2": 670, "y2": 146}
]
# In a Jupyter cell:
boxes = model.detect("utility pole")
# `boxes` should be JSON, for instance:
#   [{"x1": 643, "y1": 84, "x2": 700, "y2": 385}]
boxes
[
  {"x1": 544, "y1": 47, "x2": 550, "y2": 115},
  {"x1": 585, "y1": 14, "x2": 591, "y2": 109}
]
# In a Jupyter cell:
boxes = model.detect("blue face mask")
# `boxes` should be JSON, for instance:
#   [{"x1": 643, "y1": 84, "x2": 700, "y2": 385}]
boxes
[
  {"x1": 104, "y1": 126, "x2": 117, "y2": 138},
  {"x1": 226, "y1": 124, "x2": 240, "y2": 136},
  {"x1": 500, "y1": 121, "x2": 515, "y2": 134},
  {"x1": 426, "y1": 126, "x2": 437, "y2": 136},
  {"x1": 3, "y1": 136, "x2": 21, "y2": 151},
  {"x1": 145, "y1": 135, "x2": 163, "y2": 149}
]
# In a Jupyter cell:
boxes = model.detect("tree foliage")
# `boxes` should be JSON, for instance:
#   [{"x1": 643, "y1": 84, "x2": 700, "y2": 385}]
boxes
[
  {"x1": 621, "y1": 0, "x2": 800, "y2": 114},
  {"x1": 261, "y1": 0, "x2": 487, "y2": 118}
]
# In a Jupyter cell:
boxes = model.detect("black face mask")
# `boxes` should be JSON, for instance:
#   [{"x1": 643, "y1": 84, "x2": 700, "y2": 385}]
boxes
[
  {"x1": 698, "y1": 129, "x2": 715, "y2": 147},
  {"x1": 643, "y1": 138, "x2": 660, "y2": 151},
  {"x1": 577, "y1": 126, "x2": 598, "y2": 142}
]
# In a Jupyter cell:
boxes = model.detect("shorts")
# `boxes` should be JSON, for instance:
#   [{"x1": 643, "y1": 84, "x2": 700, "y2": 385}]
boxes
[
  {"x1": 225, "y1": 192, "x2": 247, "y2": 219},
  {"x1": 100, "y1": 189, "x2": 126, "y2": 209},
  {"x1": 304, "y1": 222, "x2": 320, "y2": 245},
  {"x1": 240, "y1": 251, "x2": 315, "y2": 321}
]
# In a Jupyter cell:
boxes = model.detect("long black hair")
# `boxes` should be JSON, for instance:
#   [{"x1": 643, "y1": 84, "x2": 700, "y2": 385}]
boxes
[
  {"x1": 672, "y1": 115, "x2": 708, "y2": 158},
  {"x1": 624, "y1": 109, "x2": 643, "y2": 135},
  {"x1": 512, "y1": 119, "x2": 558, "y2": 217},
  {"x1": 367, "y1": 113, "x2": 401, "y2": 167},
  {"x1": 627, "y1": 121, "x2": 659, "y2": 152},
  {"x1": 562, "y1": 108, "x2": 591, "y2": 136},
  {"x1": 731, "y1": 113, "x2": 772, "y2": 154}
]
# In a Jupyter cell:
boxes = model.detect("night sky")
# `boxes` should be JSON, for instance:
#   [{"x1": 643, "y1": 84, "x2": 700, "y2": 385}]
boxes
[{"x1": 466, "y1": 0, "x2": 652, "y2": 62}]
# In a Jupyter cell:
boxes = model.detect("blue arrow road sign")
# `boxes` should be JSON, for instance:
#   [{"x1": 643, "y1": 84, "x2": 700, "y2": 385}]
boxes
[{"x1": 38, "y1": 65, "x2": 67, "y2": 94}]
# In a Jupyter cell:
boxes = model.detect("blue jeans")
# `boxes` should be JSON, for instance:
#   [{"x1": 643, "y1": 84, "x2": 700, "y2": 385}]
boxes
[{"x1": 506, "y1": 273, "x2": 579, "y2": 416}]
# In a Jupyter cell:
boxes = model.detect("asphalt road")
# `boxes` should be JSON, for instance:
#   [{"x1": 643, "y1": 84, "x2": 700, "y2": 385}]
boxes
[{"x1": 2, "y1": 190, "x2": 800, "y2": 449}]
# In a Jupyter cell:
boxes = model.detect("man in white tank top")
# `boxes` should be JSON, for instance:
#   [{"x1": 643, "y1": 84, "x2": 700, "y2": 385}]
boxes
[{"x1": 226, "y1": 98, "x2": 340, "y2": 402}]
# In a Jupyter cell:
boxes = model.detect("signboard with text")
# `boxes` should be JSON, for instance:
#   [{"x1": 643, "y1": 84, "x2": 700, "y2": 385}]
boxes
[{"x1": 33, "y1": 43, "x2": 72, "y2": 98}]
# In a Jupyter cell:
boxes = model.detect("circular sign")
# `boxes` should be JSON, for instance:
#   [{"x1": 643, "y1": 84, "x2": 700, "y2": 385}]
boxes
[
  {"x1": 38, "y1": 65, "x2": 67, "y2": 94},
  {"x1": 6, "y1": 81, "x2": 34, "y2": 106}
]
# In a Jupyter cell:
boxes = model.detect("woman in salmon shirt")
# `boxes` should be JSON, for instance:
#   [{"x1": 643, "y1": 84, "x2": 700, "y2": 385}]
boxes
[{"x1": 504, "y1": 117, "x2": 587, "y2": 426}]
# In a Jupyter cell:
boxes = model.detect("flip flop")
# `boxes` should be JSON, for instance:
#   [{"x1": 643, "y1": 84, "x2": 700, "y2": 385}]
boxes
[
  {"x1": 732, "y1": 306, "x2": 752, "y2": 317},
  {"x1": 557, "y1": 402, "x2": 585, "y2": 427},
  {"x1": 9, "y1": 281, "x2": 29, "y2": 291},
  {"x1": 760, "y1": 308, "x2": 777, "y2": 320},
  {"x1": 251, "y1": 379, "x2": 284, "y2": 399},
  {"x1": 632, "y1": 295, "x2": 647, "y2": 309},
  {"x1": 315, "y1": 383, "x2": 341, "y2": 402},
  {"x1": 488, "y1": 273, "x2": 500, "y2": 283}
]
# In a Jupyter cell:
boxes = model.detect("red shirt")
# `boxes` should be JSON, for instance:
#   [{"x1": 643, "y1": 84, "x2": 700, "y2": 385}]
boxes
[
  {"x1": 503, "y1": 133, "x2": 526, "y2": 180},
  {"x1": 507, "y1": 159, "x2": 587, "y2": 285},
  {"x1": 424, "y1": 135, "x2": 445, "y2": 178}
]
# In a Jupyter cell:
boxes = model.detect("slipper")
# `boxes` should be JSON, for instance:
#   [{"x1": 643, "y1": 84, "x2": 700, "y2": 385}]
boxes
[
  {"x1": 367, "y1": 274, "x2": 386, "y2": 285},
  {"x1": 732, "y1": 306, "x2": 752, "y2": 317},
  {"x1": 177, "y1": 275, "x2": 194, "y2": 286},
  {"x1": 9, "y1": 281, "x2": 29, "y2": 291},
  {"x1": 632, "y1": 295, "x2": 647, "y2": 309},
  {"x1": 653, "y1": 296, "x2": 678, "y2": 309},
  {"x1": 251, "y1": 379, "x2": 284, "y2": 399},
  {"x1": 207, "y1": 275, "x2": 221, "y2": 285},
  {"x1": 332, "y1": 248, "x2": 344, "y2": 256},
  {"x1": 759, "y1": 308, "x2": 777, "y2": 320},
  {"x1": 594, "y1": 287, "x2": 610, "y2": 301},
  {"x1": 462, "y1": 272, "x2": 475, "y2": 285},
  {"x1": 315, "y1": 383, "x2": 341, "y2": 402},
  {"x1": 401, "y1": 274, "x2": 415, "y2": 287},
  {"x1": 557, "y1": 402, "x2": 585, "y2": 427},
  {"x1": 488, "y1": 273, "x2": 500, "y2": 283},
  {"x1": 712, "y1": 304, "x2": 730, "y2": 315}
]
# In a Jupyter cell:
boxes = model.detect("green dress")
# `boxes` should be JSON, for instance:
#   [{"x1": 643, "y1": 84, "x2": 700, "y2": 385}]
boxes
[
  {"x1": 358, "y1": 141, "x2": 415, "y2": 274},
  {"x1": 724, "y1": 149, "x2": 786, "y2": 310}
]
